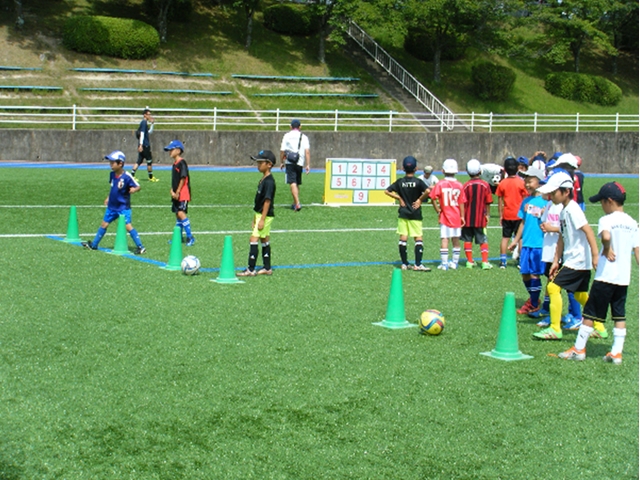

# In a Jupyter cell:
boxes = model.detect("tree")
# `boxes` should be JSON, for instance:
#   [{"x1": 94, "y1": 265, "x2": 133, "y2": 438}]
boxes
[
  {"x1": 235, "y1": 0, "x2": 261, "y2": 49},
  {"x1": 600, "y1": 0, "x2": 639, "y2": 74},
  {"x1": 14, "y1": 0, "x2": 24, "y2": 28},
  {"x1": 146, "y1": 0, "x2": 174, "y2": 43},
  {"x1": 311, "y1": 0, "x2": 336, "y2": 64}
]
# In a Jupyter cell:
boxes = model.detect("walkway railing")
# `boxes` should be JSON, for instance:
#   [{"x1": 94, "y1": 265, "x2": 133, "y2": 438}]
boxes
[
  {"x1": 345, "y1": 20, "x2": 456, "y2": 131},
  {"x1": 0, "y1": 106, "x2": 636, "y2": 132}
]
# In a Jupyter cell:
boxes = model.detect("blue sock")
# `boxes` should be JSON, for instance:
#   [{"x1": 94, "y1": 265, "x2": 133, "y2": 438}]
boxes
[
  {"x1": 568, "y1": 292, "x2": 582, "y2": 318},
  {"x1": 523, "y1": 278, "x2": 532, "y2": 299},
  {"x1": 500, "y1": 254, "x2": 507, "y2": 265},
  {"x1": 176, "y1": 220, "x2": 184, "y2": 238},
  {"x1": 542, "y1": 295, "x2": 550, "y2": 311},
  {"x1": 129, "y1": 228, "x2": 143, "y2": 248},
  {"x1": 530, "y1": 278, "x2": 542, "y2": 307},
  {"x1": 92, "y1": 226, "x2": 107, "y2": 247},
  {"x1": 182, "y1": 218, "x2": 193, "y2": 239}
]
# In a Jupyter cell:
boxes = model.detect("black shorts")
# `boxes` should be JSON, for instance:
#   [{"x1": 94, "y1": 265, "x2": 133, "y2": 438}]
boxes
[
  {"x1": 460, "y1": 227, "x2": 487, "y2": 244},
  {"x1": 583, "y1": 281, "x2": 628, "y2": 323},
  {"x1": 286, "y1": 163, "x2": 303, "y2": 185},
  {"x1": 551, "y1": 266, "x2": 591, "y2": 293},
  {"x1": 137, "y1": 146, "x2": 153, "y2": 165},
  {"x1": 172, "y1": 200, "x2": 189, "y2": 213},
  {"x1": 501, "y1": 219, "x2": 521, "y2": 238}
]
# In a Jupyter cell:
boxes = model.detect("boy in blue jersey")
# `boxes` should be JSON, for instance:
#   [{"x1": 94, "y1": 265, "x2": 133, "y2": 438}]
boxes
[
  {"x1": 82, "y1": 151, "x2": 146, "y2": 254},
  {"x1": 508, "y1": 166, "x2": 546, "y2": 314}
]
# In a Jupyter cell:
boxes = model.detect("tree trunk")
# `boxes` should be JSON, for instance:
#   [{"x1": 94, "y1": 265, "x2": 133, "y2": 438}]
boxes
[
  {"x1": 318, "y1": 20, "x2": 327, "y2": 64},
  {"x1": 158, "y1": 0, "x2": 172, "y2": 43},
  {"x1": 245, "y1": 12, "x2": 253, "y2": 49},
  {"x1": 570, "y1": 38, "x2": 582, "y2": 73},
  {"x1": 14, "y1": 0, "x2": 24, "y2": 28},
  {"x1": 433, "y1": 46, "x2": 442, "y2": 83}
]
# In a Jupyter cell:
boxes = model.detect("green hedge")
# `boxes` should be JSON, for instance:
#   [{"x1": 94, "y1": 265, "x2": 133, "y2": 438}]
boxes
[
  {"x1": 471, "y1": 62, "x2": 516, "y2": 101},
  {"x1": 263, "y1": 4, "x2": 320, "y2": 36},
  {"x1": 545, "y1": 72, "x2": 622, "y2": 106},
  {"x1": 404, "y1": 29, "x2": 466, "y2": 62},
  {"x1": 63, "y1": 16, "x2": 160, "y2": 59}
]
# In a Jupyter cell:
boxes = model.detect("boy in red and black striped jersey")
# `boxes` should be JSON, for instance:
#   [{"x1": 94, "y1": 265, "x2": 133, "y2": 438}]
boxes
[
  {"x1": 166, "y1": 140, "x2": 195, "y2": 246},
  {"x1": 462, "y1": 159, "x2": 494, "y2": 269}
]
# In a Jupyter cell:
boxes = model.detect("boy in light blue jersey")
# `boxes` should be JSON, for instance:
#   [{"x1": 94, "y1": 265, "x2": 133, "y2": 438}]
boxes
[
  {"x1": 508, "y1": 166, "x2": 547, "y2": 314},
  {"x1": 82, "y1": 151, "x2": 146, "y2": 254}
]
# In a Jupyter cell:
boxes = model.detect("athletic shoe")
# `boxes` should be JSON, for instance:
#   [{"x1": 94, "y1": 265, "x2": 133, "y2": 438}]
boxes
[
  {"x1": 562, "y1": 314, "x2": 582, "y2": 330},
  {"x1": 466, "y1": 261, "x2": 476, "y2": 269},
  {"x1": 437, "y1": 263, "x2": 448, "y2": 271},
  {"x1": 536, "y1": 316, "x2": 550, "y2": 328},
  {"x1": 481, "y1": 262, "x2": 493, "y2": 270},
  {"x1": 532, "y1": 327, "x2": 563, "y2": 340},
  {"x1": 528, "y1": 307, "x2": 549, "y2": 319},
  {"x1": 448, "y1": 261, "x2": 458, "y2": 270},
  {"x1": 413, "y1": 264, "x2": 431, "y2": 272},
  {"x1": 237, "y1": 269, "x2": 256, "y2": 277},
  {"x1": 499, "y1": 263, "x2": 506, "y2": 270},
  {"x1": 590, "y1": 328, "x2": 609, "y2": 339},
  {"x1": 294, "y1": 204, "x2": 302, "y2": 212},
  {"x1": 186, "y1": 237, "x2": 196, "y2": 247},
  {"x1": 558, "y1": 346, "x2": 586, "y2": 361},
  {"x1": 290, "y1": 204, "x2": 296, "y2": 210},
  {"x1": 257, "y1": 268, "x2": 273, "y2": 276},
  {"x1": 134, "y1": 246, "x2": 146, "y2": 255},
  {"x1": 400, "y1": 264, "x2": 410, "y2": 270},
  {"x1": 82, "y1": 241, "x2": 97, "y2": 250},
  {"x1": 149, "y1": 176, "x2": 159, "y2": 182},
  {"x1": 516, "y1": 299, "x2": 538, "y2": 314},
  {"x1": 603, "y1": 352, "x2": 622, "y2": 365}
]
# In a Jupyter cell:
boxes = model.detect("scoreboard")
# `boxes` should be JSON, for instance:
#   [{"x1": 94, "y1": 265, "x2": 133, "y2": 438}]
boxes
[{"x1": 323, "y1": 158, "x2": 397, "y2": 206}]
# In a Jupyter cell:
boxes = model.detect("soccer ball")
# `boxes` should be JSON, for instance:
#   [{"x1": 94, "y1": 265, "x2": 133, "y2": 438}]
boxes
[
  {"x1": 181, "y1": 255, "x2": 201, "y2": 276},
  {"x1": 491, "y1": 173, "x2": 502, "y2": 186},
  {"x1": 419, "y1": 309, "x2": 445, "y2": 335}
]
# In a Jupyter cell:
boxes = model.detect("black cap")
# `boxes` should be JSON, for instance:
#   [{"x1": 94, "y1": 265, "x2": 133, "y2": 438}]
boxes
[
  {"x1": 250, "y1": 150, "x2": 276, "y2": 165},
  {"x1": 589, "y1": 182, "x2": 626, "y2": 203}
]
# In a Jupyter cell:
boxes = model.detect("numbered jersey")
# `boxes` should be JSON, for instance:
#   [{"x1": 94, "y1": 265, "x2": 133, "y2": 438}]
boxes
[
  {"x1": 429, "y1": 178, "x2": 467, "y2": 228},
  {"x1": 386, "y1": 176, "x2": 428, "y2": 220}
]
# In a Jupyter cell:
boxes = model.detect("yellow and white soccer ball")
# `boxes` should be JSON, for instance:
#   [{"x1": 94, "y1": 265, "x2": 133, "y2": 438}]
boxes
[
  {"x1": 419, "y1": 309, "x2": 445, "y2": 335},
  {"x1": 181, "y1": 255, "x2": 201, "y2": 276}
]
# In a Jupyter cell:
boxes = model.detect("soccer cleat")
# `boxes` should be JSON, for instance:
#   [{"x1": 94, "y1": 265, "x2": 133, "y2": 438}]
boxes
[
  {"x1": 590, "y1": 328, "x2": 609, "y2": 339},
  {"x1": 82, "y1": 241, "x2": 97, "y2": 250},
  {"x1": 562, "y1": 314, "x2": 582, "y2": 330},
  {"x1": 290, "y1": 204, "x2": 296, "y2": 210},
  {"x1": 400, "y1": 264, "x2": 410, "y2": 270},
  {"x1": 413, "y1": 264, "x2": 431, "y2": 272},
  {"x1": 437, "y1": 263, "x2": 448, "y2": 271},
  {"x1": 536, "y1": 316, "x2": 550, "y2": 328},
  {"x1": 532, "y1": 327, "x2": 563, "y2": 340},
  {"x1": 237, "y1": 269, "x2": 256, "y2": 277},
  {"x1": 603, "y1": 352, "x2": 622, "y2": 365},
  {"x1": 466, "y1": 261, "x2": 476, "y2": 269},
  {"x1": 528, "y1": 307, "x2": 549, "y2": 319},
  {"x1": 257, "y1": 268, "x2": 273, "y2": 276},
  {"x1": 294, "y1": 204, "x2": 302, "y2": 212},
  {"x1": 149, "y1": 176, "x2": 159, "y2": 182},
  {"x1": 499, "y1": 263, "x2": 506, "y2": 270},
  {"x1": 448, "y1": 261, "x2": 458, "y2": 270},
  {"x1": 558, "y1": 346, "x2": 586, "y2": 361},
  {"x1": 516, "y1": 299, "x2": 539, "y2": 314},
  {"x1": 481, "y1": 262, "x2": 493, "y2": 270},
  {"x1": 134, "y1": 246, "x2": 146, "y2": 255},
  {"x1": 186, "y1": 237, "x2": 196, "y2": 247}
]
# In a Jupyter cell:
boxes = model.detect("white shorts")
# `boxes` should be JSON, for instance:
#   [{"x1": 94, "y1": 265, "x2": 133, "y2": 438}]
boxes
[{"x1": 440, "y1": 225, "x2": 461, "y2": 239}]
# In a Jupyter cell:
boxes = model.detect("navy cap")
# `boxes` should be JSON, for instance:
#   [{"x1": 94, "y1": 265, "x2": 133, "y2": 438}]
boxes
[
  {"x1": 517, "y1": 156, "x2": 529, "y2": 165},
  {"x1": 291, "y1": 119, "x2": 301, "y2": 128},
  {"x1": 250, "y1": 150, "x2": 276, "y2": 165},
  {"x1": 105, "y1": 150, "x2": 126, "y2": 163},
  {"x1": 589, "y1": 182, "x2": 626, "y2": 204},
  {"x1": 164, "y1": 140, "x2": 184, "y2": 152},
  {"x1": 402, "y1": 156, "x2": 417, "y2": 172}
]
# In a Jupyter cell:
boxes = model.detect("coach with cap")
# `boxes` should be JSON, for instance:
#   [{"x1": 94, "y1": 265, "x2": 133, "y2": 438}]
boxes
[{"x1": 280, "y1": 119, "x2": 310, "y2": 211}]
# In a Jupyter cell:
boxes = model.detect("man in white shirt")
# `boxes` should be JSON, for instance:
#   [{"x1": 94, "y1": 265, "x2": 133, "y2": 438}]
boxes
[{"x1": 280, "y1": 119, "x2": 310, "y2": 211}]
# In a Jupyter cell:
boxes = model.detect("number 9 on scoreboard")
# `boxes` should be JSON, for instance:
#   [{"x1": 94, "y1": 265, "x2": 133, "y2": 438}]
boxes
[{"x1": 323, "y1": 158, "x2": 397, "y2": 206}]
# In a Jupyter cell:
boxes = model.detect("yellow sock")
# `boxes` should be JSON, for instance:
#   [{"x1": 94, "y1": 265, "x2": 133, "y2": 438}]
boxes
[
  {"x1": 594, "y1": 321, "x2": 606, "y2": 332},
  {"x1": 548, "y1": 282, "x2": 563, "y2": 333}
]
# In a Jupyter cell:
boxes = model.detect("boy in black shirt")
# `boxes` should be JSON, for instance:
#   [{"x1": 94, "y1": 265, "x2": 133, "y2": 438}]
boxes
[
  {"x1": 385, "y1": 156, "x2": 432, "y2": 271},
  {"x1": 238, "y1": 150, "x2": 277, "y2": 277}
]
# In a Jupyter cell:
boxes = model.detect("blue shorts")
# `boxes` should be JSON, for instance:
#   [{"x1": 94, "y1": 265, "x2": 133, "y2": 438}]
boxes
[
  {"x1": 520, "y1": 247, "x2": 544, "y2": 275},
  {"x1": 103, "y1": 208, "x2": 132, "y2": 224}
]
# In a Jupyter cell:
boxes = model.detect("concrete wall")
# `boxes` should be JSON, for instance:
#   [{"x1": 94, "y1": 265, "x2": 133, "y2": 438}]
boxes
[{"x1": 1, "y1": 129, "x2": 637, "y2": 173}]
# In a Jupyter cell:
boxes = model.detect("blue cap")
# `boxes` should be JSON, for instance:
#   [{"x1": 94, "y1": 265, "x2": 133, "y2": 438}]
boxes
[
  {"x1": 517, "y1": 156, "x2": 529, "y2": 165},
  {"x1": 550, "y1": 151, "x2": 563, "y2": 160},
  {"x1": 105, "y1": 150, "x2": 126, "y2": 163},
  {"x1": 164, "y1": 140, "x2": 184, "y2": 152},
  {"x1": 291, "y1": 119, "x2": 301, "y2": 128},
  {"x1": 402, "y1": 156, "x2": 417, "y2": 172}
]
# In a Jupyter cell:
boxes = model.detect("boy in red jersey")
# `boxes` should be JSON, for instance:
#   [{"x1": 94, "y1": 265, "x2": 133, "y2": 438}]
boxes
[
  {"x1": 495, "y1": 156, "x2": 528, "y2": 269},
  {"x1": 166, "y1": 140, "x2": 195, "y2": 246},
  {"x1": 429, "y1": 158, "x2": 467, "y2": 270},
  {"x1": 462, "y1": 159, "x2": 493, "y2": 269}
]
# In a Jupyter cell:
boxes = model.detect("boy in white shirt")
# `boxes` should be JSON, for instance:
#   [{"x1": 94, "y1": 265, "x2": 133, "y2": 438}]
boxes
[{"x1": 559, "y1": 182, "x2": 639, "y2": 363}]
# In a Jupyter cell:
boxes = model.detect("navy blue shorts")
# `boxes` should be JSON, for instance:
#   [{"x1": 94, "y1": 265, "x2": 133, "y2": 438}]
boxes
[
  {"x1": 520, "y1": 247, "x2": 544, "y2": 275},
  {"x1": 103, "y1": 208, "x2": 131, "y2": 224},
  {"x1": 172, "y1": 200, "x2": 189, "y2": 213}
]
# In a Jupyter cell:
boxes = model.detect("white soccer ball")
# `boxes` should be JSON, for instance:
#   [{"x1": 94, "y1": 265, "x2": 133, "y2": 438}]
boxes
[
  {"x1": 181, "y1": 255, "x2": 201, "y2": 276},
  {"x1": 491, "y1": 173, "x2": 502, "y2": 186}
]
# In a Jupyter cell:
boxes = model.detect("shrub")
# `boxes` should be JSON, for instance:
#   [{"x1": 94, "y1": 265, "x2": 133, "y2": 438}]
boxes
[
  {"x1": 545, "y1": 72, "x2": 622, "y2": 106},
  {"x1": 471, "y1": 62, "x2": 516, "y2": 101},
  {"x1": 263, "y1": 4, "x2": 320, "y2": 36},
  {"x1": 63, "y1": 16, "x2": 160, "y2": 59},
  {"x1": 404, "y1": 28, "x2": 466, "y2": 62}
]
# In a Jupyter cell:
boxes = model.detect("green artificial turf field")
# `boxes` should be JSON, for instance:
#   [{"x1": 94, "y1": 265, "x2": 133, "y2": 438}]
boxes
[{"x1": 0, "y1": 165, "x2": 637, "y2": 479}]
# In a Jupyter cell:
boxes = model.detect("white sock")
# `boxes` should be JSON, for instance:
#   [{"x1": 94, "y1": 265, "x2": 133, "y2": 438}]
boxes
[
  {"x1": 574, "y1": 324, "x2": 594, "y2": 351},
  {"x1": 611, "y1": 328, "x2": 627, "y2": 355},
  {"x1": 440, "y1": 249, "x2": 448, "y2": 265},
  {"x1": 452, "y1": 248, "x2": 460, "y2": 265}
]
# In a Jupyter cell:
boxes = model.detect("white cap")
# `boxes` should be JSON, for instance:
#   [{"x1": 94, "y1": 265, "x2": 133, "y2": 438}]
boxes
[
  {"x1": 442, "y1": 158, "x2": 458, "y2": 174},
  {"x1": 556, "y1": 153, "x2": 578, "y2": 169},
  {"x1": 531, "y1": 159, "x2": 546, "y2": 170},
  {"x1": 466, "y1": 159, "x2": 481, "y2": 175},
  {"x1": 523, "y1": 166, "x2": 545, "y2": 181},
  {"x1": 537, "y1": 172, "x2": 574, "y2": 194}
]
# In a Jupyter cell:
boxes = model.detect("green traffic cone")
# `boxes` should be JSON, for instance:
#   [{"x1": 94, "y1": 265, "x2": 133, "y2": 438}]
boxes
[
  {"x1": 212, "y1": 235, "x2": 243, "y2": 284},
  {"x1": 481, "y1": 292, "x2": 533, "y2": 361},
  {"x1": 163, "y1": 226, "x2": 183, "y2": 270},
  {"x1": 111, "y1": 215, "x2": 130, "y2": 255},
  {"x1": 63, "y1": 205, "x2": 81, "y2": 243},
  {"x1": 373, "y1": 268, "x2": 416, "y2": 329}
]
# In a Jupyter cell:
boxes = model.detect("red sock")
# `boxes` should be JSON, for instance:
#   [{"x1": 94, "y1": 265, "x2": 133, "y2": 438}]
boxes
[
  {"x1": 481, "y1": 243, "x2": 489, "y2": 263},
  {"x1": 464, "y1": 242, "x2": 473, "y2": 262}
]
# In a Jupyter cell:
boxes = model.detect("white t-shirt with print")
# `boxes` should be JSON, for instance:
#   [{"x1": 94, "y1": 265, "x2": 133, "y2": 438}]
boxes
[
  {"x1": 418, "y1": 174, "x2": 439, "y2": 189},
  {"x1": 280, "y1": 129, "x2": 310, "y2": 167},
  {"x1": 594, "y1": 211, "x2": 639, "y2": 286},
  {"x1": 560, "y1": 200, "x2": 592, "y2": 270},
  {"x1": 541, "y1": 201, "x2": 563, "y2": 263}
]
